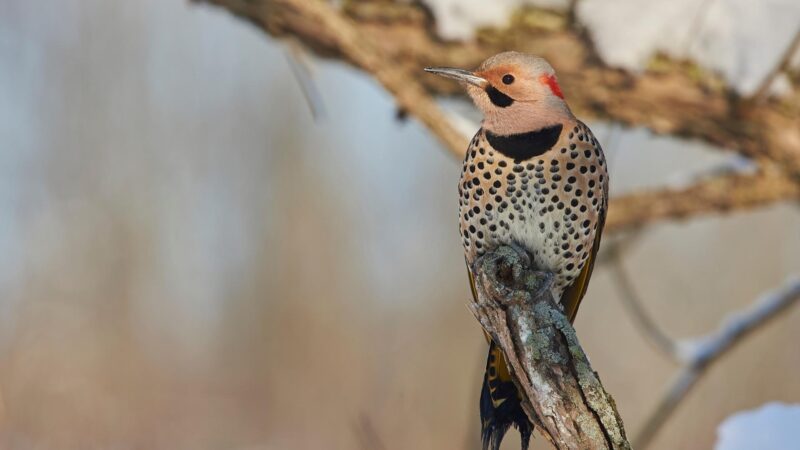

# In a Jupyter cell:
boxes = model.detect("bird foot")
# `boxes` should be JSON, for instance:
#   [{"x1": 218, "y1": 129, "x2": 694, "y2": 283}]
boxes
[{"x1": 481, "y1": 246, "x2": 555, "y2": 308}]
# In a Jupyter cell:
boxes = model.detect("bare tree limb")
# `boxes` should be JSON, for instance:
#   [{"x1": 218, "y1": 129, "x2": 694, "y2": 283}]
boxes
[
  {"x1": 606, "y1": 168, "x2": 800, "y2": 233},
  {"x1": 606, "y1": 240, "x2": 680, "y2": 360},
  {"x1": 196, "y1": 0, "x2": 800, "y2": 232},
  {"x1": 196, "y1": 0, "x2": 800, "y2": 177},
  {"x1": 189, "y1": 3, "x2": 800, "y2": 449},
  {"x1": 750, "y1": 28, "x2": 800, "y2": 102},
  {"x1": 285, "y1": 39, "x2": 327, "y2": 120},
  {"x1": 193, "y1": 0, "x2": 468, "y2": 158},
  {"x1": 633, "y1": 277, "x2": 800, "y2": 449},
  {"x1": 354, "y1": 414, "x2": 387, "y2": 450},
  {"x1": 601, "y1": 226, "x2": 800, "y2": 449},
  {"x1": 470, "y1": 246, "x2": 631, "y2": 450}
]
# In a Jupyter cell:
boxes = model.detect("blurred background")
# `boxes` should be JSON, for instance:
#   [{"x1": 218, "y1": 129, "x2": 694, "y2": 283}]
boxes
[{"x1": 0, "y1": 0, "x2": 799, "y2": 449}]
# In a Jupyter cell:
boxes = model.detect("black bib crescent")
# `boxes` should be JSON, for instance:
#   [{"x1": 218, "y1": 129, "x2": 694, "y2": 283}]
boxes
[{"x1": 485, "y1": 124, "x2": 563, "y2": 163}]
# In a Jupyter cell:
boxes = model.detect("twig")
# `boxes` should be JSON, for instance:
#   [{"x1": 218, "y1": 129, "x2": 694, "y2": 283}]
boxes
[
  {"x1": 633, "y1": 277, "x2": 800, "y2": 449},
  {"x1": 470, "y1": 246, "x2": 631, "y2": 450},
  {"x1": 197, "y1": 0, "x2": 800, "y2": 178},
  {"x1": 197, "y1": 0, "x2": 800, "y2": 233},
  {"x1": 681, "y1": 0, "x2": 717, "y2": 55},
  {"x1": 751, "y1": 28, "x2": 800, "y2": 102},
  {"x1": 354, "y1": 414, "x2": 387, "y2": 450},
  {"x1": 186, "y1": 5, "x2": 800, "y2": 449},
  {"x1": 285, "y1": 40, "x2": 326, "y2": 120},
  {"x1": 193, "y1": 0, "x2": 468, "y2": 158},
  {"x1": 605, "y1": 168, "x2": 800, "y2": 233},
  {"x1": 606, "y1": 241, "x2": 680, "y2": 360},
  {"x1": 565, "y1": 0, "x2": 580, "y2": 27}
]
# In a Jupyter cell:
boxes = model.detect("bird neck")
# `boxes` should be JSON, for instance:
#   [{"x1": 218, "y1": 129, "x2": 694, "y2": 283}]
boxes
[{"x1": 482, "y1": 98, "x2": 573, "y2": 136}]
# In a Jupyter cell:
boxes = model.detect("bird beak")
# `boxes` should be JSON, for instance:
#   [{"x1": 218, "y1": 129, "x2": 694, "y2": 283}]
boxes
[{"x1": 424, "y1": 67, "x2": 488, "y2": 88}]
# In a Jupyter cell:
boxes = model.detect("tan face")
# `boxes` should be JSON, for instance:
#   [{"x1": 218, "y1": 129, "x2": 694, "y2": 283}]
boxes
[
  {"x1": 470, "y1": 63, "x2": 561, "y2": 103},
  {"x1": 425, "y1": 52, "x2": 573, "y2": 134}
]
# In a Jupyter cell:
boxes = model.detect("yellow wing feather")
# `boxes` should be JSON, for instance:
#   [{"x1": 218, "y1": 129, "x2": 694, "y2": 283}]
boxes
[{"x1": 560, "y1": 208, "x2": 606, "y2": 323}]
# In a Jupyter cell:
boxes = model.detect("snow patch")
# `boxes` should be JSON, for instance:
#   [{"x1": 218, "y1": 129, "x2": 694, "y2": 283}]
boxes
[
  {"x1": 422, "y1": 0, "x2": 800, "y2": 95},
  {"x1": 715, "y1": 402, "x2": 800, "y2": 450},
  {"x1": 420, "y1": 0, "x2": 568, "y2": 41},
  {"x1": 577, "y1": 0, "x2": 800, "y2": 95}
]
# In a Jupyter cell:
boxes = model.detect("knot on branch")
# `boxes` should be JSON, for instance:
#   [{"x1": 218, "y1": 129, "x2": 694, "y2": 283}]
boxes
[
  {"x1": 469, "y1": 246, "x2": 630, "y2": 450},
  {"x1": 475, "y1": 245, "x2": 554, "y2": 309}
]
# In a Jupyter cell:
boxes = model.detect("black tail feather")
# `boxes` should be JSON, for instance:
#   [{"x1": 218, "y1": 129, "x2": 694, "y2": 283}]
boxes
[{"x1": 480, "y1": 343, "x2": 533, "y2": 450}]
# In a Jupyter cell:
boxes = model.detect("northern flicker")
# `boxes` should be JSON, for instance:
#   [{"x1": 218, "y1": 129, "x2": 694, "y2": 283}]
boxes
[{"x1": 425, "y1": 52, "x2": 608, "y2": 450}]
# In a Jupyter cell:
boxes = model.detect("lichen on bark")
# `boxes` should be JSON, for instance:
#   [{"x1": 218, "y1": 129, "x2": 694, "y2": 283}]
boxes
[{"x1": 470, "y1": 245, "x2": 630, "y2": 450}]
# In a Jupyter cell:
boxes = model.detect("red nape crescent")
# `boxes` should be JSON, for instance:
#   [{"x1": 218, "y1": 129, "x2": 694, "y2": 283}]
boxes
[{"x1": 539, "y1": 74, "x2": 564, "y2": 99}]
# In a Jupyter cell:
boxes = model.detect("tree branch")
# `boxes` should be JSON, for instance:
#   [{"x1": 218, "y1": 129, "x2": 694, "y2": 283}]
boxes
[
  {"x1": 196, "y1": 0, "x2": 800, "y2": 178},
  {"x1": 606, "y1": 168, "x2": 800, "y2": 233},
  {"x1": 470, "y1": 246, "x2": 630, "y2": 450},
  {"x1": 606, "y1": 240, "x2": 680, "y2": 359},
  {"x1": 189, "y1": 3, "x2": 800, "y2": 448},
  {"x1": 196, "y1": 0, "x2": 800, "y2": 233},
  {"x1": 750, "y1": 28, "x2": 800, "y2": 102},
  {"x1": 193, "y1": 0, "x2": 468, "y2": 158},
  {"x1": 633, "y1": 277, "x2": 800, "y2": 448}
]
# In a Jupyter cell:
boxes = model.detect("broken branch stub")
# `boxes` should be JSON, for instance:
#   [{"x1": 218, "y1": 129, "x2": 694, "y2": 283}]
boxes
[{"x1": 470, "y1": 246, "x2": 631, "y2": 450}]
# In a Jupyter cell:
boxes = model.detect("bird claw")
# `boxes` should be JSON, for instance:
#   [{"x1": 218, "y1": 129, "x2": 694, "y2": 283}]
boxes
[
  {"x1": 527, "y1": 270, "x2": 554, "y2": 301},
  {"x1": 480, "y1": 246, "x2": 555, "y2": 308},
  {"x1": 506, "y1": 243, "x2": 532, "y2": 268}
]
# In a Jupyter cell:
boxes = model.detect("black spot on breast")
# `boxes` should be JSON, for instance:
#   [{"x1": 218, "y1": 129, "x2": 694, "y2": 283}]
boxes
[{"x1": 485, "y1": 125, "x2": 563, "y2": 163}]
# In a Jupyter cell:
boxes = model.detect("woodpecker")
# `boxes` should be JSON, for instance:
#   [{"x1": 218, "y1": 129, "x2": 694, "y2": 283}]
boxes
[{"x1": 425, "y1": 52, "x2": 608, "y2": 450}]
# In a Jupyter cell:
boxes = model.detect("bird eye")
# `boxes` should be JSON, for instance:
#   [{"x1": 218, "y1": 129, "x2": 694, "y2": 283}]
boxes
[{"x1": 502, "y1": 74, "x2": 514, "y2": 85}]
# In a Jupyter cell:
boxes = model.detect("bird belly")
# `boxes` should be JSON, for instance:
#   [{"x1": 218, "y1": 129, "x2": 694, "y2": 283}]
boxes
[{"x1": 458, "y1": 126, "x2": 607, "y2": 302}]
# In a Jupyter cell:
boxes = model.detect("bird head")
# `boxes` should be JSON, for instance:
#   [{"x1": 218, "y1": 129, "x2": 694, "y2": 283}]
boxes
[{"x1": 425, "y1": 52, "x2": 573, "y2": 135}]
